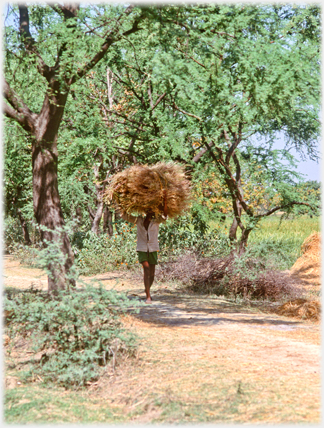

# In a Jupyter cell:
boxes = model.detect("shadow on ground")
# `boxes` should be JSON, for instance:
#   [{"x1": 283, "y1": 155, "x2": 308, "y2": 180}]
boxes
[{"x1": 126, "y1": 292, "x2": 305, "y2": 331}]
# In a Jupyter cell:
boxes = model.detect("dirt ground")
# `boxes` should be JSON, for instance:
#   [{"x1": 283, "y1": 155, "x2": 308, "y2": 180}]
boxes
[{"x1": 3, "y1": 255, "x2": 321, "y2": 423}]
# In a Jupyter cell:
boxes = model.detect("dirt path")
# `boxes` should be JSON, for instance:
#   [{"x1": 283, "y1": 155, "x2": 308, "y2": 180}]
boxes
[{"x1": 3, "y1": 256, "x2": 321, "y2": 423}]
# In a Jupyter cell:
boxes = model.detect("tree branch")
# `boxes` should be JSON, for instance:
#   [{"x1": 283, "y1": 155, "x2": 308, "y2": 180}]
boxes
[
  {"x1": 18, "y1": 5, "x2": 51, "y2": 79},
  {"x1": 152, "y1": 92, "x2": 167, "y2": 111},
  {"x1": 210, "y1": 30, "x2": 236, "y2": 39},
  {"x1": 192, "y1": 141, "x2": 215, "y2": 163},
  {"x1": 202, "y1": 136, "x2": 253, "y2": 217},
  {"x1": 93, "y1": 98, "x2": 154, "y2": 129},
  {"x1": 176, "y1": 47, "x2": 206, "y2": 68},
  {"x1": 50, "y1": 3, "x2": 79, "y2": 20},
  {"x1": 70, "y1": 6, "x2": 143, "y2": 85},
  {"x1": 172, "y1": 102, "x2": 202, "y2": 121},
  {"x1": 224, "y1": 122, "x2": 242, "y2": 165},
  {"x1": 3, "y1": 80, "x2": 36, "y2": 133},
  {"x1": 256, "y1": 201, "x2": 315, "y2": 218},
  {"x1": 148, "y1": 81, "x2": 154, "y2": 109}
]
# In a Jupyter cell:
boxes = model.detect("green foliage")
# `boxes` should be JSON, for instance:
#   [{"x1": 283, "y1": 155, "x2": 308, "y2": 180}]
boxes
[
  {"x1": 3, "y1": 4, "x2": 321, "y2": 277},
  {"x1": 4, "y1": 216, "x2": 40, "y2": 261},
  {"x1": 4, "y1": 217, "x2": 25, "y2": 252},
  {"x1": 72, "y1": 215, "x2": 231, "y2": 274},
  {"x1": 3, "y1": 120, "x2": 33, "y2": 220},
  {"x1": 5, "y1": 284, "x2": 143, "y2": 389},
  {"x1": 248, "y1": 215, "x2": 320, "y2": 269},
  {"x1": 7, "y1": 214, "x2": 319, "y2": 278},
  {"x1": 73, "y1": 222, "x2": 138, "y2": 275},
  {"x1": 159, "y1": 213, "x2": 232, "y2": 260}
]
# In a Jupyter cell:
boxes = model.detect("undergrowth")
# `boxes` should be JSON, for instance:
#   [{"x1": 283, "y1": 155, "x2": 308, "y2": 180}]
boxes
[
  {"x1": 4, "y1": 214, "x2": 320, "y2": 278},
  {"x1": 4, "y1": 283, "x2": 143, "y2": 389},
  {"x1": 157, "y1": 250, "x2": 302, "y2": 301}
]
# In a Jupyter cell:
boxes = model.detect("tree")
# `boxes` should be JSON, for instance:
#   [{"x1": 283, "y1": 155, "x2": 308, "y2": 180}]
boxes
[
  {"x1": 86, "y1": 4, "x2": 320, "y2": 251},
  {"x1": 3, "y1": 4, "x2": 145, "y2": 291},
  {"x1": 143, "y1": 4, "x2": 320, "y2": 251},
  {"x1": 4, "y1": 3, "x2": 320, "y2": 285}
]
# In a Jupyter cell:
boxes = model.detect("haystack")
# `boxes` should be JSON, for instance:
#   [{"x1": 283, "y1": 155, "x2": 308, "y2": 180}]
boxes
[
  {"x1": 290, "y1": 232, "x2": 321, "y2": 286},
  {"x1": 278, "y1": 232, "x2": 321, "y2": 322},
  {"x1": 277, "y1": 298, "x2": 320, "y2": 322},
  {"x1": 103, "y1": 162, "x2": 191, "y2": 220}
]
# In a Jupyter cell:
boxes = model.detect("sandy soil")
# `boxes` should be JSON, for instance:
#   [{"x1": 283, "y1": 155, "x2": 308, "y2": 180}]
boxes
[{"x1": 3, "y1": 255, "x2": 321, "y2": 423}]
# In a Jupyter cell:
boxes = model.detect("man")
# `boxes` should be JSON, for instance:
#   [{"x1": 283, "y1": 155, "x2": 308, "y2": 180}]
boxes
[{"x1": 120, "y1": 190, "x2": 168, "y2": 303}]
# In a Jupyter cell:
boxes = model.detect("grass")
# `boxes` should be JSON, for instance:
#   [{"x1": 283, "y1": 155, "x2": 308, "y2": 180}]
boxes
[
  {"x1": 5, "y1": 319, "x2": 321, "y2": 424},
  {"x1": 249, "y1": 215, "x2": 320, "y2": 269},
  {"x1": 211, "y1": 214, "x2": 320, "y2": 243},
  {"x1": 249, "y1": 215, "x2": 320, "y2": 245},
  {"x1": 210, "y1": 214, "x2": 320, "y2": 270},
  {"x1": 5, "y1": 384, "x2": 126, "y2": 423}
]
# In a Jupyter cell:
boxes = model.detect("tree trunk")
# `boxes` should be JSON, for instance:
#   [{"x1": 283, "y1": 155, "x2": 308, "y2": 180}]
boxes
[
  {"x1": 103, "y1": 206, "x2": 113, "y2": 236},
  {"x1": 229, "y1": 216, "x2": 238, "y2": 241},
  {"x1": 17, "y1": 208, "x2": 31, "y2": 245},
  {"x1": 229, "y1": 199, "x2": 242, "y2": 241},
  {"x1": 114, "y1": 210, "x2": 121, "y2": 233},
  {"x1": 91, "y1": 201, "x2": 104, "y2": 235},
  {"x1": 238, "y1": 228, "x2": 252, "y2": 254},
  {"x1": 4, "y1": 4, "x2": 144, "y2": 293},
  {"x1": 32, "y1": 142, "x2": 75, "y2": 293}
]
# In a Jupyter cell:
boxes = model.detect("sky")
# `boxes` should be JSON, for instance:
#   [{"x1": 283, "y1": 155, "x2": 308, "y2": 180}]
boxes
[{"x1": 271, "y1": 136, "x2": 321, "y2": 183}]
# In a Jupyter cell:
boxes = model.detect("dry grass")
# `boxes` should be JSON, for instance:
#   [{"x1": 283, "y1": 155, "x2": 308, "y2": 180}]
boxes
[
  {"x1": 277, "y1": 232, "x2": 321, "y2": 321},
  {"x1": 290, "y1": 231, "x2": 321, "y2": 285},
  {"x1": 277, "y1": 298, "x2": 320, "y2": 322},
  {"x1": 4, "y1": 254, "x2": 321, "y2": 424},
  {"x1": 88, "y1": 317, "x2": 320, "y2": 424},
  {"x1": 157, "y1": 252, "x2": 302, "y2": 301},
  {"x1": 103, "y1": 162, "x2": 192, "y2": 220}
]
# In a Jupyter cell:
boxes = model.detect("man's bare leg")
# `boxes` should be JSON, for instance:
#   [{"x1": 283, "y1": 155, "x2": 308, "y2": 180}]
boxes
[
  {"x1": 149, "y1": 264, "x2": 155, "y2": 287},
  {"x1": 142, "y1": 261, "x2": 153, "y2": 303}
]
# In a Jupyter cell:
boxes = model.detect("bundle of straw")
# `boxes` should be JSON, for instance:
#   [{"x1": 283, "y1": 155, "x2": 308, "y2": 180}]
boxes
[
  {"x1": 290, "y1": 232, "x2": 321, "y2": 285},
  {"x1": 103, "y1": 162, "x2": 192, "y2": 219},
  {"x1": 277, "y1": 298, "x2": 320, "y2": 322}
]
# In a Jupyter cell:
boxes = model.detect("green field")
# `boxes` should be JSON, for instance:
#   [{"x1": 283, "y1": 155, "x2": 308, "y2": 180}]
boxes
[
  {"x1": 208, "y1": 214, "x2": 320, "y2": 270},
  {"x1": 249, "y1": 215, "x2": 320, "y2": 244}
]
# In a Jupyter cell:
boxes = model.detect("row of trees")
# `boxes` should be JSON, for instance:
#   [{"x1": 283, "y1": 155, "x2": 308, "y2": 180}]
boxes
[{"x1": 4, "y1": 3, "x2": 320, "y2": 292}]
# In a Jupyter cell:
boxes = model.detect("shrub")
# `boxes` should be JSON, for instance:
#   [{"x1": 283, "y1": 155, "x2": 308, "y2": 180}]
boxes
[
  {"x1": 72, "y1": 216, "x2": 228, "y2": 275},
  {"x1": 158, "y1": 215, "x2": 232, "y2": 260},
  {"x1": 157, "y1": 250, "x2": 302, "y2": 301},
  {"x1": 4, "y1": 284, "x2": 143, "y2": 389},
  {"x1": 72, "y1": 226, "x2": 138, "y2": 275},
  {"x1": 3, "y1": 217, "x2": 25, "y2": 253},
  {"x1": 4, "y1": 216, "x2": 41, "y2": 255}
]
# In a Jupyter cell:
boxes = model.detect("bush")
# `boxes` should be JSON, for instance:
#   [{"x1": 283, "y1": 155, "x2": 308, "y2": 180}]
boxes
[
  {"x1": 247, "y1": 236, "x2": 302, "y2": 271},
  {"x1": 158, "y1": 215, "x2": 232, "y2": 260},
  {"x1": 72, "y1": 216, "x2": 228, "y2": 275},
  {"x1": 3, "y1": 217, "x2": 25, "y2": 253},
  {"x1": 72, "y1": 225, "x2": 138, "y2": 275},
  {"x1": 157, "y1": 250, "x2": 302, "y2": 301},
  {"x1": 5, "y1": 284, "x2": 143, "y2": 389},
  {"x1": 4, "y1": 216, "x2": 41, "y2": 255}
]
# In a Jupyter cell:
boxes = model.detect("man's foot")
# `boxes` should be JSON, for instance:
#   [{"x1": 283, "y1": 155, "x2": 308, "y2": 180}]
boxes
[{"x1": 145, "y1": 297, "x2": 153, "y2": 304}]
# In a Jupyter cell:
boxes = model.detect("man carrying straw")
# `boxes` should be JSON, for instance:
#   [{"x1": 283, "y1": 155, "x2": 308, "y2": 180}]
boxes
[
  {"x1": 119, "y1": 190, "x2": 168, "y2": 303},
  {"x1": 104, "y1": 162, "x2": 191, "y2": 302}
]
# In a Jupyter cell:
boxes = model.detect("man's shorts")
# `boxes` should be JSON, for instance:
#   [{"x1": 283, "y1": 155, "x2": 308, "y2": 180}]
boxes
[{"x1": 137, "y1": 251, "x2": 158, "y2": 265}]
